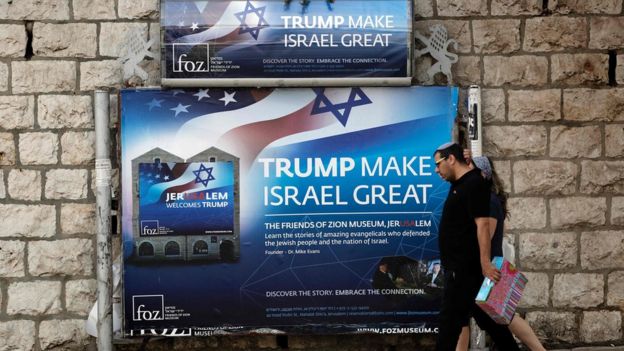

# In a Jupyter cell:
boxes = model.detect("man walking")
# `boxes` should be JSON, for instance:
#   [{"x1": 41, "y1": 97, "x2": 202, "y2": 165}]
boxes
[{"x1": 433, "y1": 142, "x2": 519, "y2": 351}]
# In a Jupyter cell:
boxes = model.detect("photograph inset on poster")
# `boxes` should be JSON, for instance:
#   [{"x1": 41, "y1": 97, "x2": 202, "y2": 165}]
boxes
[{"x1": 121, "y1": 86, "x2": 457, "y2": 336}]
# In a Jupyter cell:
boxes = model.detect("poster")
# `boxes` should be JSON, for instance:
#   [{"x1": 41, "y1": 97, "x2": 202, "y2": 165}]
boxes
[
  {"x1": 121, "y1": 86, "x2": 458, "y2": 336},
  {"x1": 161, "y1": 0, "x2": 412, "y2": 86}
]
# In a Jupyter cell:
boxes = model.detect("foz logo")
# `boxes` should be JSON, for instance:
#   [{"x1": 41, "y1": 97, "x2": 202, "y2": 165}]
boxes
[
  {"x1": 172, "y1": 43, "x2": 210, "y2": 73},
  {"x1": 132, "y1": 295, "x2": 164, "y2": 321},
  {"x1": 141, "y1": 220, "x2": 159, "y2": 235}
]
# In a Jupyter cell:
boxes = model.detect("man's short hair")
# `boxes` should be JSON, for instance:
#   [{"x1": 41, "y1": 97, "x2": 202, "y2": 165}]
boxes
[{"x1": 434, "y1": 142, "x2": 466, "y2": 164}]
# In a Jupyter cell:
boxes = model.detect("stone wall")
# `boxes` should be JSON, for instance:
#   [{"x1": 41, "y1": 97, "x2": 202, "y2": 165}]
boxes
[{"x1": 0, "y1": 0, "x2": 622, "y2": 350}]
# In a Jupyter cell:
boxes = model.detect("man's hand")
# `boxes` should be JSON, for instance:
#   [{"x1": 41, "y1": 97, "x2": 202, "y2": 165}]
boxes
[{"x1": 482, "y1": 261, "x2": 501, "y2": 282}]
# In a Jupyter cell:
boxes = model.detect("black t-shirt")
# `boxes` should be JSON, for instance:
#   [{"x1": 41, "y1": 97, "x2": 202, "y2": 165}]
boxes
[
  {"x1": 490, "y1": 193, "x2": 504, "y2": 258},
  {"x1": 438, "y1": 168, "x2": 490, "y2": 273}
]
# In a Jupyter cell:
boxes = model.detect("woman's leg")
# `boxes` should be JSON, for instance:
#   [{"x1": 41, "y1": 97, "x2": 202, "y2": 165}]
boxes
[
  {"x1": 508, "y1": 315, "x2": 546, "y2": 351},
  {"x1": 456, "y1": 326, "x2": 470, "y2": 351}
]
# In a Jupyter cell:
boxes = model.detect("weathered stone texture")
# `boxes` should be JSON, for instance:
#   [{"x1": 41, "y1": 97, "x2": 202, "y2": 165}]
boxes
[
  {"x1": 606, "y1": 124, "x2": 624, "y2": 157},
  {"x1": 491, "y1": 0, "x2": 541, "y2": 15},
  {"x1": 613, "y1": 197, "x2": 624, "y2": 225},
  {"x1": 619, "y1": 55, "x2": 624, "y2": 86},
  {"x1": 61, "y1": 131, "x2": 95, "y2": 165},
  {"x1": 436, "y1": 0, "x2": 487, "y2": 16},
  {"x1": 61, "y1": 203, "x2": 95, "y2": 235},
  {"x1": 590, "y1": 17, "x2": 624, "y2": 49},
  {"x1": 99, "y1": 23, "x2": 149, "y2": 57},
  {"x1": 581, "y1": 311, "x2": 622, "y2": 342},
  {"x1": 482, "y1": 89, "x2": 505, "y2": 123},
  {"x1": 7, "y1": 169, "x2": 41, "y2": 201},
  {"x1": 581, "y1": 231, "x2": 624, "y2": 269},
  {"x1": 564, "y1": 88, "x2": 624, "y2": 121},
  {"x1": 492, "y1": 160, "x2": 511, "y2": 193},
  {"x1": 519, "y1": 232, "x2": 577, "y2": 270},
  {"x1": 33, "y1": 23, "x2": 97, "y2": 58},
  {"x1": 518, "y1": 272, "x2": 549, "y2": 308},
  {"x1": 0, "y1": 24, "x2": 27, "y2": 57},
  {"x1": 7, "y1": 281, "x2": 62, "y2": 315},
  {"x1": 550, "y1": 126, "x2": 602, "y2": 158},
  {"x1": 0, "y1": 133, "x2": 15, "y2": 165},
  {"x1": 0, "y1": 240, "x2": 25, "y2": 277},
  {"x1": 39, "y1": 319, "x2": 91, "y2": 350},
  {"x1": 524, "y1": 17, "x2": 587, "y2": 52},
  {"x1": 472, "y1": 19, "x2": 520, "y2": 54},
  {"x1": 118, "y1": 0, "x2": 158, "y2": 19},
  {"x1": 525, "y1": 312, "x2": 578, "y2": 344},
  {"x1": 580, "y1": 161, "x2": 624, "y2": 194},
  {"x1": 452, "y1": 56, "x2": 481, "y2": 86},
  {"x1": 549, "y1": 0, "x2": 622, "y2": 14},
  {"x1": 12, "y1": 61, "x2": 75, "y2": 93},
  {"x1": 508, "y1": 89, "x2": 560, "y2": 122},
  {"x1": 551, "y1": 54, "x2": 609, "y2": 85},
  {"x1": 80, "y1": 61, "x2": 123, "y2": 91},
  {"x1": 0, "y1": 204, "x2": 55, "y2": 238},
  {"x1": 66, "y1": 279, "x2": 96, "y2": 315},
  {"x1": 484, "y1": 126, "x2": 547, "y2": 157},
  {"x1": 607, "y1": 271, "x2": 624, "y2": 307},
  {"x1": 552, "y1": 274, "x2": 604, "y2": 307},
  {"x1": 0, "y1": 170, "x2": 4, "y2": 198},
  {"x1": 550, "y1": 197, "x2": 606, "y2": 229},
  {"x1": 414, "y1": 20, "x2": 471, "y2": 54},
  {"x1": 0, "y1": 320, "x2": 36, "y2": 351},
  {"x1": 19, "y1": 132, "x2": 58, "y2": 165},
  {"x1": 28, "y1": 239, "x2": 93, "y2": 276},
  {"x1": 506, "y1": 197, "x2": 546, "y2": 230},
  {"x1": 45, "y1": 169, "x2": 88, "y2": 199},
  {"x1": 414, "y1": 0, "x2": 434, "y2": 17},
  {"x1": 0, "y1": 0, "x2": 69, "y2": 20},
  {"x1": 0, "y1": 95, "x2": 35, "y2": 129},
  {"x1": 38, "y1": 95, "x2": 93, "y2": 129},
  {"x1": 0, "y1": 62, "x2": 7, "y2": 91},
  {"x1": 73, "y1": 0, "x2": 116, "y2": 19},
  {"x1": 484, "y1": 56, "x2": 548, "y2": 86},
  {"x1": 514, "y1": 161, "x2": 577, "y2": 196}
]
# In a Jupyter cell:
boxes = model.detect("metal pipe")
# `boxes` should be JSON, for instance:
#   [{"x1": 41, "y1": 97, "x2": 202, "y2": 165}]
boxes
[{"x1": 95, "y1": 90, "x2": 113, "y2": 351}]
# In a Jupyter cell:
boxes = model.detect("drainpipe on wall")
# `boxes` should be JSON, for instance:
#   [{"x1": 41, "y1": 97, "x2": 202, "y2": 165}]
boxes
[{"x1": 95, "y1": 90, "x2": 113, "y2": 351}]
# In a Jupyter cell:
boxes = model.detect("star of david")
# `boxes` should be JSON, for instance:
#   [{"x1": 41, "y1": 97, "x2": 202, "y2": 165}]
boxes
[
  {"x1": 234, "y1": 1, "x2": 269, "y2": 40},
  {"x1": 311, "y1": 88, "x2": 372, "y2": 126},
  {"x1": 192, "y1": 164, "x2": 216, "y2": 187}
]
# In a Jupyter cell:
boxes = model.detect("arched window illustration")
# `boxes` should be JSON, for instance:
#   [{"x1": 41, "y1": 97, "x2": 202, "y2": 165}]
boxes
[
  {"x1": 193, "y1": 240, "x2": 209, "y2": 255},
  {"x1": 138, "y1": 242, "x2": 154, "y2": 256},
  {"x1": 164, "y1": 241, "x2": 180, "y2": 256}
]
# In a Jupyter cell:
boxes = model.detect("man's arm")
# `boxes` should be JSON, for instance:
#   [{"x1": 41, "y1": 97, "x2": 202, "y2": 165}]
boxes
[{"x1": 475, "y1": 217, "x2": 501, "y2": 282}]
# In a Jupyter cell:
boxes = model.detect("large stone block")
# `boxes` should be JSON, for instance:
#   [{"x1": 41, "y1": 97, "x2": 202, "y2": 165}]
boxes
[
  {"x1": 492, "y1": 160, "x2": 511, "y2": 193},
  {"x1": 99, "y1": 23, "x2": 149, "y2": 57},
  {"x1": 73, "y1": 0, "x2": 116, "y2": 19},
  {"x1": 414, "y1": 0, "x2": 434, "y2": 17},
  {"x1": 436, "y1": 0, "x2": 487, "y2": 16},
  {"x1": 28, "y1": 238, "x2": 93, "y2": 277},
  {"x1": 61, "y1": 203, "x2": 96, "y2": 235},
  {"x1": 7, "y1": 281, "x2": 62, "y2": 315},
  {"x1": 118, "y1": 0, "x2": 158, "y2": 19},
  {"x1": 39, "y1": 319, "x2": 91, "y2": 350},
  {"x1": 0, "y1": 24, "x2": 27, "y2": 57},
  {"x1": 484, "y1": 56, "x2": 548, "y2": 86},
  {"x1": 484, "y1": 125, "x2": 547, "y2": 157},
  {"x1": 606, "y1": 124, "x2": 624, "y2": 157},
  {"x1": 33, "y1": 23, "x2": 97, "y2": 58},
  {"x1": 7, "y1": 169, "x2": 41, "y2": 201},
  {"x1": 550, "y1": 126, "x2": 602, "y2": 158},
  {"x1": 414, "y1": 20, "x2": 472, "y2": 54},
  {"x1": 513, "y1": 160, "x2": 577, "y2": 195},
  {"x1": 0, "y1": 320, "x2": 36, "y2": 351},
  {"x1": 506, "y1": 197, "x2": 546, "y2": 230},
  {"x1": 563, "y1": 88, "x2": 624, "y2": 121},
  {"x1": 482, "y1": 89, "x2": 505, "y2": 123},
  {"x1": 580, "y1": 160, "x2": 624, "y2": 194},
  {"x1": 525, "y1": 312, "x2": 578, "y2": 344},
  {"x1": 491, "y1": 0, "x2": 541, "y2": 15},
  {"x1": 508, "y1": 89, "x2": 560, "y2": 122},
  {"x1": 607, "y1": 271, "x2": 624, "y2": 307},
  {"x1": 613, "y1": 197, "x2": 624, "y2": 225},
  {"x1": 66, "y1": 279, "x2": 96, "y2": 315},
  {"x1": 551, "y1": 54, "x2": 609, "y2": 85},
  {"x1": 0, "y1": 170, "x2": 4, "y2": 198},
  {"x1": 0, "y1": 62, "x2": 7, "y2": 91},
  {"x1": 0, "y1": 95, "x2": 35, "y2": 129},
  {"x1": 619, "y1": 55, "x2": 624, "y2": 86},
  {"x1": 0, "y1": 204, "x2": 55, "y2": 238},
  {"x1": 19, "y1": 132, "x2": 58, "y2": 165},
  {"x1": 452, "y1": 56, "x2": 481, "y2": 86},
  {"x1": 472, "y1": 19, "x2": 520, "y2": 54},
  {"x1": 519, "y1": 232, "x2": 577, "y2": 270},
  {"x1": 0, "y1": 0, "x2": 69, "y2": 20},
  {"x1": 44, "y1": 169, "x2": 88, "y2": 200},
  {"x1": 61, "y1": 131, "x2": 95, "y2": 165},
  {"x1": 38, "y1": 95, "x2": 93, "y2": 129},
  {"x1": 518, "y1": 272, "x2": 548, "y2": 308},
  {"x1": 548, "y1": 0, "x2": 622, "y2": 14},
  {"x1": 0, "y1": 133, "x2": 15, "y2": 165},
  {"x1": 580, "y1": 311, "x2": 622, "y2": 342},
  {"x1": 80, "y1": 61, "x2": 123, "y2": 91},
  {"x1": 552, "y1": 273, "x2": 603, "y2": 307},
  {"x1": 0, "y1": 240, "x2": 25, "y2": 277},
  {"x1": 524, "y1": 17, "x2": 587, "y2": 52},
  {"x1": 580, "y1": 231, "x2": 624, "y2": 269},
  {"x1": 550, "y1": 197, "x2": 606, "y2": 229},
  {"x1": 12, "y1": 61, "x2": 75, "y2": 93},
  {"x1": 590, "y1": 17, "x2": 624, "y2": 49}
]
